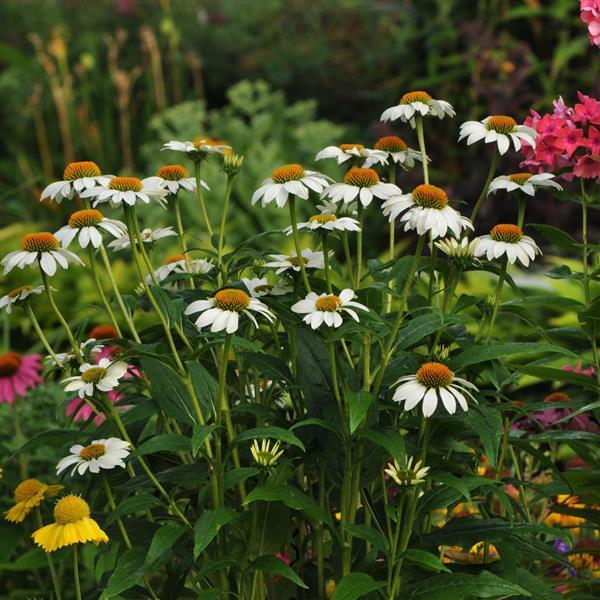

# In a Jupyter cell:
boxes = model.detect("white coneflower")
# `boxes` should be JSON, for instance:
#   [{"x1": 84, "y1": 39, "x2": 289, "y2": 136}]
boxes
[
  {"x1": 80, "y1": 176, "x2": 168, "y2": 208},
  {"x1": 0, "y1": 285, "x2": 45, "y2": 314},
  {"x1": 251, "y1": 164, "x2": 330, "y2": 208},
  {"x1": 321, "y1": 167, "x2": 401, "y2": 208},
  {"x1": 474, "y1": 224, "x2": 541, "y2": 267},
  {"x1": 385, "y1": 456, "x2": 430, "y2": 486},
  {"x1": 162, "y1": 137, "x2": 232, "y2": 158},
  {"x1": 2, "y1": 233, "x2": 83, "y2": 276},
  {"x1": 363, "y1": 136, "x2": 423, "y2": 169},
  {"x1": 56, "y1": 438, "x2": 130, "y2": 476},
  {"x1": 291, "y1": 289, "x2": 368, "y2": 329},
  {"x1": 45, "y1": 339, "x2": 104, "y2": 368},
  {"x1": 435, "y1": 237, "x2": 480, "y2": 259},
  {"x1": 488, "y1": 172, "x2": 562, "y2": 196},
  {"x1": 381, "y1": 91, "x2": 455, "y2": 127},
  {"x1": 264, "y1": 249, "x2": 326, "y2": 275},
  {"x1": 315, "y1": 143, "x2": 386, "y2": 166},
  {"x1": 250, "y1": 439, "x2": 284, "y2": 468},
  {"x1": 392, "y1": 362, "x2": 478, "y2": 417},
  {"x1": 185, "y1": 288, "x2": 274, "y2": 334},
  {"x1": 40, "y1": 161, "x2": 114, "y2": 204},
  {"x1": 241, "y1": 277, "x2": 291, "y2": 298},
  {"x1": 151, "y1": 254, "x2": 214, "y2": 283},
  {"x1": 142, "y1": 164, "x2": 209, "y2": 195},
  {"x1": 458, "y1": 116, "x2": 537, "y2": 155},
  {"x1": 62, "y1": 358, "x2": 128, "y2": 399},
  {"x1": 108, "y1": 227, "x2": 177, "y2": 251},
  {"x1": 284, "y1": 214, "x2": 360, "y2": 235},
  {"x1": 381, "y1": 184, "x2": 473, "y2": 239},
  {"x1": 54, "y1": 209, "x2": 126, "y2": 249}
]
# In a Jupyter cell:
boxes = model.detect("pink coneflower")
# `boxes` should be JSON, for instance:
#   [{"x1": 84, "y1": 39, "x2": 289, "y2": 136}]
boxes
[
  {"x1": 0, "y1": 353, "x2": 42, "y2": 405},
  {"x1": 580, "y1": 0, "x2": 600, "y2": 47}
]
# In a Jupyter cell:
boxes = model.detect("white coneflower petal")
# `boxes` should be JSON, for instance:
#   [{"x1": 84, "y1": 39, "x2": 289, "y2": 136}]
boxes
[
  {"x1": 108, "y1": 227, "x2": 177, "y2": 251},
  {"x1": 61, "y1": 358, "x2": 128, "y2": 399},
  {"x1": 40, "y1": 162, "x2": 114, "y2": 204},
  {"x1": 488, "y1": 172, "x2": 562, "y2": 196},
  {"x1": 241, "y1": 277, "x2": 291, "y2": 298},
  {"x1": 56, "y1": 438, "x2": 130, "y2": 476},
  {"x1": 291, "y1": 289, "x2": 368, "y2": 330},
  {"x1": 474, "y1": 224, "x2": 541, "y2": 268},
  {"x1": 380, "y1": 91, "x2": 455, "y2": 128},
  {"x1": 284, "y1": 214, "x2": 361, "y2": 235},
  {"x1": 80, "y1": 176, "x2": 168, "y2": 208},
  {"x1": 264, "y1": 249, "x2": 327, "y2": 275},
  {"x1": 0, "y1": 285, "x2": 46, "y2": 314},
  {"x1": 321, "y1": 167, "x2": 401, "y2": 208},
  {"x1": 459, "y1": 116, "x2": 538, "y2": 156}
]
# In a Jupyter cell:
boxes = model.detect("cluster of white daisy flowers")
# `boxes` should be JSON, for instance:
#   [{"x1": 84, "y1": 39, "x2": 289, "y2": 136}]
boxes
[
  {"x1": 251, "y1": 164, "x2": 331, "y2": 208},
  {"x1": 185, "y1": 288, "x2": 274, "y2": 334},
  {"x1": 392, "y1": 362, "x2": 478, "y2": 417},
  {"x1": 381, "y1": 184, "x2": 473, "y2": 239},
  {"x1": 474, "y1": 224, "x2": 541, "y2": 267},
  {"x1": 56, "y1": 438, "x2": 131, "y2": 476},
  {"x1": 291, "y1": 289, "x2": 368, "y2": 329},
  {"x1": 62, "y1": 358, "x2": 129, "y2": 399},
  {"x1": 458, "y1": 115, "x2": 537, "y2": 155},
  {"x1": 381, "y1": 91, "x2": 455, "y2": 127},
  {"x1": 2, "y1": 232, "x2": 84, "y2": 277}
]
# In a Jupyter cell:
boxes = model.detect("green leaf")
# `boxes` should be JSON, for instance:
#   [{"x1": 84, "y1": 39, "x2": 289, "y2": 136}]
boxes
[
  {"x1": 530, "y1": 223, "x2": 579, "y2": 251},
  {"x1": 192, "y1": 424, "x2": 220, "y2": 457},
  {"x1": 101, "y1": 547, "x2": 146, "y2": 598},
  {"x1": 357, "y1": 429, "x2": 406, "y2": 462},
  {"x1": 187, "y1": 361, "x2": 218, "y2": 418},
  {"x1": 12, "y1": 429, "x2": 79, "y2": 457},
  {"x1": 105, "y1": 495, "x2": 163, "y2": 524},
  {"x1": 344, "y1": 524, "x2": 389, "y2": 553},
  {"x1": 232, "y1": 426, "x2": 305, "y2": 451},
  {"x1": 144, "y1": 525, "x2": 187, "y2": 569},
  {"x1": 515, "y1": 568, "x2": 562, "y2": 600},
  {"x1": 464, "y1": 405, "x2": 503, "y2": 467},
  {"x1": 150, "y1": 285, "x2": 182, "y2": 326},
  {"x1": 194, "y1": 508, "x2": 241, "y2": 558},
  {"x1": 295, "y1": 328, "x2": 333, "y2": 410},
  {"x1": 404, "y1": 549, "x2": 451, "y2": 573},
  {"x1": 450, "y1": 342, "x2": 574, "y2": 369},
  {"x1": 0, "y1": 548, "x2": 48, "y2": 571},
  {"x1": 346, "y1": 390, "x2": 372, "y2": 434},
  {"x1": 240, "y1": 351, "x2": 293, "y2": 382},
  {"x1": 244, "y1": 484, "x2": 331, "y2": 524},
  {"x1": 511, "y1": 364, "x2": 599, "y2": 390},
  {"x1": 406, "y1": 570, "x2": 531, "y2": 599},
  {"x1": 136, "y1": 433, "x2": 191, "y2": 456},
  {"x1": 251, "y1": 554, "x2": 308, "y2": 589},
  {"x1": 141, "y1": 357, "x2": 197, "y2": 425},
  {"x1": 291, "y1": 417, "x2": 341, "y2": 435},
  {"x1": 332, "y1": 572, "x2": 385, "y2": 599},
  {"x1": 195, "y1": 590, "x2": 223, "y2": 600}
]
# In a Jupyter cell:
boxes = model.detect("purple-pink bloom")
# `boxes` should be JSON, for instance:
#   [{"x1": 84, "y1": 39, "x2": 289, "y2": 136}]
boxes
[
  {"x1": 0, "y1": 353, "x2": 42, "y2": 405},
  {"x1": 580, "y1": 0, "x2": 600, "y2": 46}
]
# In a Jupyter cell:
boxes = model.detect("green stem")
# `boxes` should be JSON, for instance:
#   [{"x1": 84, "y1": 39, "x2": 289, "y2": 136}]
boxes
[
  {"x1": 484, "y1": 258, "x2": 507, "y2": 343},
  {"x1": 415, "y1": 116, "x2": 429, "y2": 185},
  {"x1": 372, "y1": 236, "x2": 425, "y2": 397},
  {"x1": 517, "y1": 196, "x2": 526, "y2": 228},
  {"x1": 102, "y1": 474, "x2": 131, "y2": 547},
  {"x1": 87, "y1": 246, "x2": 122, "y2": 336},
  {"x1": 73, "y1": 545, "x2": 82, "y2": 600},
  {"x1": 470, "y1": 148, "x2": 500, "y2": 223},
  {"x1": 35, "y1": 510, "x2": 62, "y2": 600},
  {"x1": 194, "y1": 161, "x2": 213, "y2": 237},
  {"x1": 342, "y1": 231, "x2": 354, "y2": 282},
  {"x1": 172, "y1": 193, "x2": 188, "y2": 255},
  {"x1": 13, "y1": 399, "x2": 27, "y2": 479},
  {"x1": 322, "y1": 233, "x2": 333, "y2": 293},
  {"x1": 355, "y1": 202, "x2": 364, "y2": 288},
  {"x1": 428, "y1": 237, "x2": 437, "y2": 304},
  {"x1": 24, "y1": 305, "x2": 61, "y2": 366},
  {"x1": 218, "y1": 176, "x2": 234, "y2": 284},
  {"x1": 40, "y1": 270, "x2": 82, "y2": 361},
  {"x1": 97, "y1": 243, "x2": 141, "y2": 342},
  {"x1": 387, "y1": 164, "x2": 397, "y2": 313},
  {"x1": 288, "y1": 195, "x2": 311, "y2": 293}
]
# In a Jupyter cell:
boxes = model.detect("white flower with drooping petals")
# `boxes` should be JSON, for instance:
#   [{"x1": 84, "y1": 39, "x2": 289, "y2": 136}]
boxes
[
  {"x1": 488, "y1": 172, "x2": 562, "y2": 196},
  {"x1": 252, "y1": 164, "x2": 330, "y2": 208},
  {"x1": 474, "y1": 224, "x2": 541, "y2": 268},
  {"x1": 321, "y1": 167, "x2": 401, "y2": 208},
  {"x1": 316, "y1": 198, "x2": 358, "y2": 216},
  {"x1": 458, "y1": 115, "x2": 537, "y2": 155},
  {"x1": 242, "y1": 277, "x2": 292, "y2": 298},
  {"x1": 150, "y1": 254, "x2": 214, "y2": 283},
  {"x1": 40, "y1": 161, "x2": 114, "y2": 204},
  {"x1": 363, "y1": 136, "x2": 424, "y2": 169},
  {"x1": 108, "y1": 227, "x2": 177, "y2": 251},
  {"x1": 45, "y1": 339, "x2": 105, "y2": 368},
  {"x1": 142, "y1": 164, "x2": 209, "y2": 195},
  {"x1": 381, "y1": 184, "x2": 473, "y2": 239},
  {"x1": 381, "y1": 91, "x2": 455, "y2": 128},
  {"x1": 292, "y1": 289, "x2": 368, "y2": 329},
  {"x1": 0, "y1": 285, "x2": 46, "y2": 314},
  {"x1": 435, "y1": 237, "x2": 480, "y2": 259},
  {"x1": 162, "y1": 138, "x2": 232, "y2": 157},
  {"x1": 62, "y1": 358, "x2": 128, "y2": 399},
  {"x1": 54, "y1": 209, "x2": 126, "y2": 249},
  {"x1": 185, "y1": 288, "x2": 274, "y2": 334},
  {"x1": 56, "y1": 438, "x2": 130, "y2": 476},
  {"x1": 284, "y1": 214, "x2": 360, "y2": 235},
  {"x1": 385, "y1": 456, "x2": 430, "y2": 486},
  {"x1": 315, "y1": 143, "x2": 387, "y2": 166},
  {"x1": 264, "y1": 249, "x2": 326, "y2": 275},
  {"x1": 80, "y1": 176, "x2": 168, "y2": 208},
  {"x1": 392, "y1": 362, "x2": 478, "y2": 417},
  {"x1": 2, "y1": 233, "x2": 84, "y2": 277}
]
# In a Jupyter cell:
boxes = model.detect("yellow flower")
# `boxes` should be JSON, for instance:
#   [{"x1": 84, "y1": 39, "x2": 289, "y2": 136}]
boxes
[
  {"x1": 544, "y1": 495, "x2": 586, "y2": 532},
  {"x1": 5, "y1": 479, "x2": 63, "y2": 523},
  {"x1": 32, "y1": 495, "x2": 108, "y2": 552}
]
